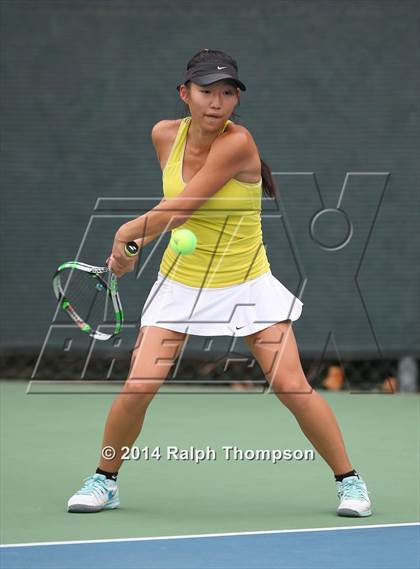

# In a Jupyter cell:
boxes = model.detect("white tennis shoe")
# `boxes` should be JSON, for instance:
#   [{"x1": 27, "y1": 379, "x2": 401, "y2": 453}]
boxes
[
  {"x1": 336, "y1": 475, "x2": 372, "y2": 517},
  {"x1": 67, "y1": 473, "x2": 120, "y2": 513}
]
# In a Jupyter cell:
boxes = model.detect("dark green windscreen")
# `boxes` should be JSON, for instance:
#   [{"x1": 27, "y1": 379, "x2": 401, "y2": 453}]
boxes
[{"x1": 2, "y1": 1, "x2": 419, "y2": 359}]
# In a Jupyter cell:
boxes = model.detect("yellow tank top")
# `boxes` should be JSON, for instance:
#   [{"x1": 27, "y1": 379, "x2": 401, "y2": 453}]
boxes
[{"x1": 159, "y1": 116, "x2": 270, "y2": 287}]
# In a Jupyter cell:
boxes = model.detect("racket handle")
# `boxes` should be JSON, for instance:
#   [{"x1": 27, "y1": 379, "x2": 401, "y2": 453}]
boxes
[{"x1": 124, "y1": 241, "x2": 140, "y2": 257}]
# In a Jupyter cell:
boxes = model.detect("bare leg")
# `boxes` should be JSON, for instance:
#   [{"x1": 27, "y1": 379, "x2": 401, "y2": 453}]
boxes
[
  {"x1": 245, "y1": 321, "x2": 352, "y2": 474},
  {"x1": 98, "y1": 326, "x2": 187, "y2": 473}
]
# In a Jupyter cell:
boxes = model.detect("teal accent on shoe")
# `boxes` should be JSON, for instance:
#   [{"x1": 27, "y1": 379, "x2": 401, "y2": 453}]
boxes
[
  {"x1": 76, "y1": 474, "x2": 119, "y2": 506},
  {"x1": 68, "y1": 473, "x2": 120, "y2": 513},
  {"x1": 104, "y1": 495, "x2": 120, "y2": 509},
  {"x1": 337, "y1": 476, "x2": 368, "y2": 500},
  {"x1": 337, "y1": 475, "x2": 372, "y2": 517},
  {"x1": 75, "y1": 474, "x2": 108, "y2": 496}
]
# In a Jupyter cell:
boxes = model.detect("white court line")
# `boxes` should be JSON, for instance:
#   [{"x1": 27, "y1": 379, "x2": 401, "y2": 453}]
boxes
[{"x1": 1, "y1": 522, "x2": 418, "y2": 549}]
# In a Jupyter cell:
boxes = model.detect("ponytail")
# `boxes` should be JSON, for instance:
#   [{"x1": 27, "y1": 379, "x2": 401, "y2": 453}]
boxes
[{"x1": 260, "y1": 158, "x2": 278, "y2": 199}]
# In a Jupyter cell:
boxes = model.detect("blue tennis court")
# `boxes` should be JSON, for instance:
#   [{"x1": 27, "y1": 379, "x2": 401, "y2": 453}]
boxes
[{"x1": 1, "y1": 524, "x2": 419, "y2": 569}]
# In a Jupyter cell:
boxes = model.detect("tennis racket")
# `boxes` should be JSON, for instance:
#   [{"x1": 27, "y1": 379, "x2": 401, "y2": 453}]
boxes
[{"x1": 52, "y1": 241, "x2": 139, "y2": 341}]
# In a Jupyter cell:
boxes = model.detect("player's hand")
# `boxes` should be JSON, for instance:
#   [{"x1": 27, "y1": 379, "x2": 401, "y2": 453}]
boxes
[
  {"x1": 108, "y1": 236, "x2": 137, "y2": 277},
  {"x1": 107, "y1": 254, "x2": 136, "y2": 277}
]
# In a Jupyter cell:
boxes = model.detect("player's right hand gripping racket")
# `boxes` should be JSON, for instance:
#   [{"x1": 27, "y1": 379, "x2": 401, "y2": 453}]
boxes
[{"x1": 52, "y1": 241, "x2": 139, "y2": 341}]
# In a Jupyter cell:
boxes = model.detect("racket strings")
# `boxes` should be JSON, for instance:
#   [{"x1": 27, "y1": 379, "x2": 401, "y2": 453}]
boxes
[{"x1": 59, "y1": 269, "x2": 114, "y2": 332}]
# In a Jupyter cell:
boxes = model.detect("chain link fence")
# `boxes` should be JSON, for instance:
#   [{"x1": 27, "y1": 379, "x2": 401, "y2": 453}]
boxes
[{"x1": 1, "y1": 350, "x2": 418, "y2": 393}]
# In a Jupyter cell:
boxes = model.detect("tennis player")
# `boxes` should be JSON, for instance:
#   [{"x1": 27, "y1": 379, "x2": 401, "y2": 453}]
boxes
[{"x1": 67, "y1": 49, "x2": 371, "y2": 517}]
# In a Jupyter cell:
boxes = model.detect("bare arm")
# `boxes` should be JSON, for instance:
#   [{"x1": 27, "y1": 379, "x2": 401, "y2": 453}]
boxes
[
  {"x1": 118, "y1": 121, "x2": 182, "y2": 244},
  {"x1": 106, "y1": 199, "x2": 164, "y2": 277},
  {"x1": 116, "y1": 131, "x2": 254, "y2": 243},
  {"x1": 109, "y1": 124, "x2": 254, "y2": 276},
  {"x1": 131, "y1": 198, "x2": 167, "y2": 250},
  {"x1": 133, "y1": 232, "x2": 160, "y2": 249}
]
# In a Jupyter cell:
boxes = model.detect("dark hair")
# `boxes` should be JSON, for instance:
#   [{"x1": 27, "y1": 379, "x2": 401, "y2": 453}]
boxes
[
  {"x1": 179, "y1": 49, "x2": 278, "y2": 199},
  {"x1": 259, "y1": 159, "x2": 278, "y2": 199}
]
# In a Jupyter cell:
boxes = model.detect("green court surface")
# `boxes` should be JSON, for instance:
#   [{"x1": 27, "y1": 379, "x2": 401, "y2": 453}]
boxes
[{"x1": 0, "y1": 380, "x2": 419, "y2": 545}]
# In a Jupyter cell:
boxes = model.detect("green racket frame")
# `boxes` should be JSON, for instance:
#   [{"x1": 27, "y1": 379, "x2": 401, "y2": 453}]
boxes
[{"x1": 52, "y1": 261, "x2": 124, "y2": 341}]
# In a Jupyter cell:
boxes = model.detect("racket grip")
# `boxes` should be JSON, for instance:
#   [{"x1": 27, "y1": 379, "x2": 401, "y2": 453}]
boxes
[{"x1": 124, "y1": 241, "x2": 140, "y2": 257}]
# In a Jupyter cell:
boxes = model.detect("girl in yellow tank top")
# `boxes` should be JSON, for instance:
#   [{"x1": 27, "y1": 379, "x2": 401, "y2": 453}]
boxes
[
  {"x1": 68, "y1": 49, "x2": 372, "y2": 521},
  {"x1": 159, "y1": 116, "x2": 270, "y2": 287},
  {"x1": 107, "y1": 51, "x2": 278, "y2": 283}
]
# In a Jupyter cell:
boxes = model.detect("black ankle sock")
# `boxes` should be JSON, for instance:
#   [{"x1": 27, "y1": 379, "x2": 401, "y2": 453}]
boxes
[
  {"x1": 334, "y1": 469, "x2": 359, "y2": 482},
  {"x1": 96, "y1": 467, "x2": 118, "y2": 481}
]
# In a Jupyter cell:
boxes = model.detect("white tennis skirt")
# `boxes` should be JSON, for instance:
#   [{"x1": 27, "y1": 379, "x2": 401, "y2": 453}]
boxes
[{"x1": 140, "y1": 270, "x2": 303, "y2": 337}]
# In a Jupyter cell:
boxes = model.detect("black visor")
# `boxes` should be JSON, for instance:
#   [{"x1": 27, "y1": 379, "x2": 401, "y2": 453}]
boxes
[{"x1": 177, "y1": 61, "x2": 246, "y2": 91}]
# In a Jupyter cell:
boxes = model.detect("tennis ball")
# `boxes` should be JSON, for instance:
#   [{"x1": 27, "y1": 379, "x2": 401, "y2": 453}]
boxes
[{"x1": 170, "y1": 229, "x2": 197, "y2": 255}]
